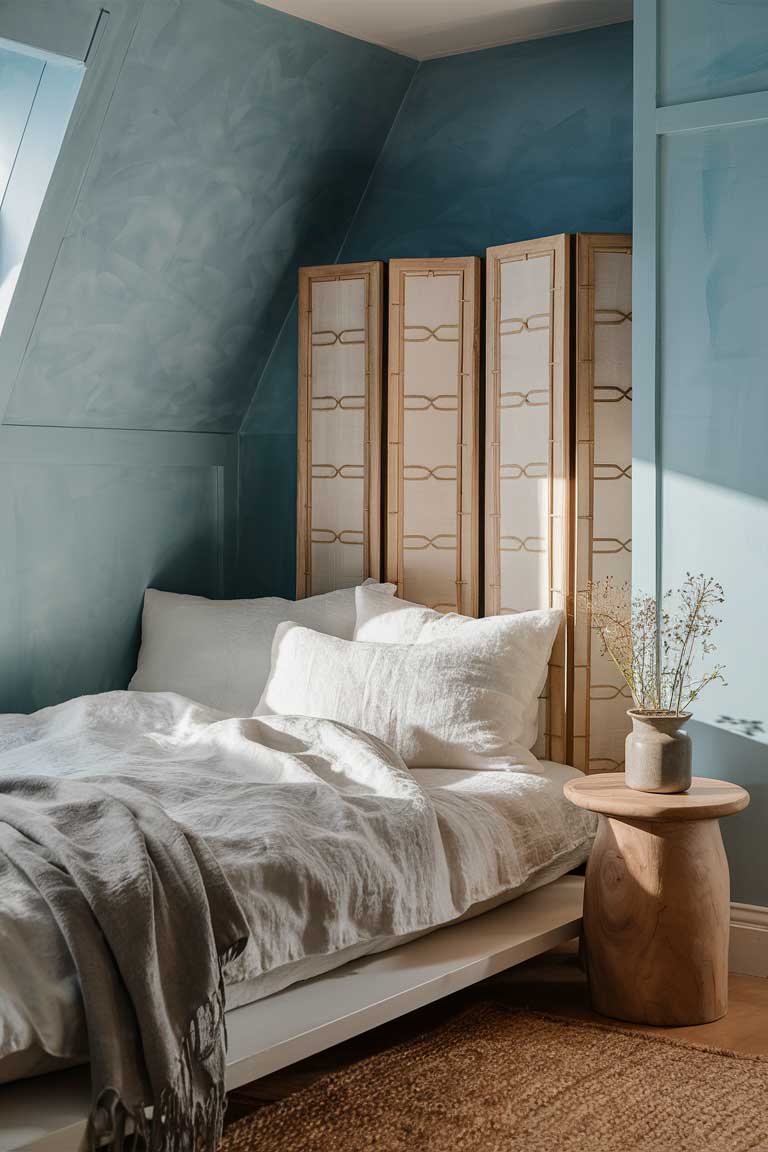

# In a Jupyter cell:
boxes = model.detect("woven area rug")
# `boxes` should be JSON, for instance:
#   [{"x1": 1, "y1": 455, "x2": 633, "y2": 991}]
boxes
[{"x1": 220, "y1": 1005, "x2": 768, "y2": 1152}]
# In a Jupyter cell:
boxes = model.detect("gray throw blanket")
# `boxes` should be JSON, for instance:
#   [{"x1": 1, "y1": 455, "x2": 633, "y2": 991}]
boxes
[{"x1": 0, "y1": 775, "x2": 249, "y2": 1152}]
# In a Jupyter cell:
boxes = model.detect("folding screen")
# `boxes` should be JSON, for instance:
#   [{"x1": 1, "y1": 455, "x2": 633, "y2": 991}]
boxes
[
  {"x1": 485, "y1": 235, "x2": 570, "y2": 763},
  {"x1": 386, "y1": 258, "x2": 481, "y2": 615},
  {"x1": 297, "y1": 241, "x2": 631, "y2": 771},
  {"x1": 573, "y1": 234, "x2": 633, "y2": 773},
  {"x1": 296, "y1": 262, "x2": 384, "y2": 597}
]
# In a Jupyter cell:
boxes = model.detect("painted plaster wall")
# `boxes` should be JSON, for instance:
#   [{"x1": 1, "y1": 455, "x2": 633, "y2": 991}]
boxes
[
  {"x1": 237, "y1": 21, "x2": 633, "y2": 598},
  {"x1": 634, "y1": 0, "x2": 768, "y2": 904},
  {"x1": 4, "y1": 0, "x2": 415, "y2": 434},
  {"x1": 0, "y1": 0, "x2": 414, "y2": 711}
]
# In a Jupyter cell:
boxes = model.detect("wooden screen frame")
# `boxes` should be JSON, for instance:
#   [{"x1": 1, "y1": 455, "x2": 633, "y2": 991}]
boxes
[
  {"x1": 573, "y1": 233, "x2": 633, "y2": 773},
  {"x1": 485, "y1": 234, "x2": 571, "y2": 763},
  {"x1": 296, "y1": 261, "x2": 384, "y2": 598},
  {"x1": 386, "y1": 257, "x2": 481, "y2": 616}
]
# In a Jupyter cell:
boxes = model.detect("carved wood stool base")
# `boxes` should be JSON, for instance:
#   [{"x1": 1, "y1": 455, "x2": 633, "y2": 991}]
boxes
[{"x1": 564, "y1": 774, "x2": 749, "y2": 1027}]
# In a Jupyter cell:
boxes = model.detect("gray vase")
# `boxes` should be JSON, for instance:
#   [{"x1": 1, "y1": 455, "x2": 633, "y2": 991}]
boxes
[{"x1": 625, "y1": 710, "x2": 692, "y2": 793}]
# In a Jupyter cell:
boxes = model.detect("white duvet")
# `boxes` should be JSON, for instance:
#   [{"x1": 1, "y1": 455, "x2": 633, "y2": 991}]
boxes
[{"x1": 0, "y1": 691, "x2": 594, "y2": 1075}]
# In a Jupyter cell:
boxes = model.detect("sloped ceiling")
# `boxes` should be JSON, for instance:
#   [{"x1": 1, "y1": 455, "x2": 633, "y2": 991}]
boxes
[
  {"x1": 3, "y1": 0, "x2": 415, "y2": 433},
  {"x1": 254, "y1": 0, "x2": 632, "y2": 60}
]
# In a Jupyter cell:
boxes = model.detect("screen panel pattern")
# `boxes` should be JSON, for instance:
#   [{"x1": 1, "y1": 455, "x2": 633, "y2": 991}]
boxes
[
  {"x1": 485, "y1": 236, "x2": 570, "y2": 763},
  {"x1": 387, "y1": 258, "x2": 480, "y2": 615},
  {"x1": 573, "y1": 235, "x2": 633, "y2": 773},
  {"x1": 297, "y1": 262, "x2": 383, "y2": 597}
]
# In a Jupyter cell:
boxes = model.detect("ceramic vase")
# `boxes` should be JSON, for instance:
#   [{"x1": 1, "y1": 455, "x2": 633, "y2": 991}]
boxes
[{"x1": 625, "y1": 710, "x2": 692, "y2": 793}]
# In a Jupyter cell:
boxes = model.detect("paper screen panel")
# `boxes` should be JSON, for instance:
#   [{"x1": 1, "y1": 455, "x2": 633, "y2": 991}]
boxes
[
  {"x1": 297, "y1": 262, "x2": 383, "y2": 597},
  {"x1": 574, "y1": 235, "x2": 633, "y2": 773},
  {"x1": 485, "y1": 235, "x2": 570, "y2": 763},
  {"x1": 387, "y1": 258, "x2": 480, "y2": 615}
]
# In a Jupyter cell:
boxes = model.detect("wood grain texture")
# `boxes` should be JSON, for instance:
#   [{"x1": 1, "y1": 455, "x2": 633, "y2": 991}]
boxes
[
  {"x1": 565, "y1": 773, "x2": 750, "y2": 820},
  {"x1": 583, "y1": 814, "x2": 731, "y2": 1025},
  {"x1": 566, "y1": 774, "x2": 750, "y2": 1026},
  {"x1": 386, "y1": 257, "x2": 480, "y2": 615}
]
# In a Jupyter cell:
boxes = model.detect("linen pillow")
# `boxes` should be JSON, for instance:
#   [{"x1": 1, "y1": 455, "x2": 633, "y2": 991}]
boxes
[
  {"x1": 354, "y1": 585, "x2": 556, "y2": 750},
  {"x1": 354, "y1": 584, "x2": 459, "y2": 643},
  {"x1": 256, "y1": 610, "x2": 562, "y2": 769},
  {"x1": 129, "y1": 581, "x2": 395, "y2": 714}
]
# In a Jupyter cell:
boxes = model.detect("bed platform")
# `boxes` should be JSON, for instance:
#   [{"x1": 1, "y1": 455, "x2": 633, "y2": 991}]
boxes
[{"x1": 0, "y1": 875, "x2": 583, "y2": 1152}]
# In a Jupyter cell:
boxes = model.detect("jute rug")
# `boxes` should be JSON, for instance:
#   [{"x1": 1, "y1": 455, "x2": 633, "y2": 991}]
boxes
[{"x1": 220, "y1": 1005, "x2": 768, "y2": 1152}]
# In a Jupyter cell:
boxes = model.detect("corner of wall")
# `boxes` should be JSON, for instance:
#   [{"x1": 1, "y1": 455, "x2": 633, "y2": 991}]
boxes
[{"x1": 235, "y1": 59, "x2": 420, "y2": 598}]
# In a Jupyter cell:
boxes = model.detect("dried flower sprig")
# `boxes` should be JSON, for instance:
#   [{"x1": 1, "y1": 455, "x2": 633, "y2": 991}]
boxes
[{"x1": 583, "y1": 573, "x2": 726, "y2": 715}]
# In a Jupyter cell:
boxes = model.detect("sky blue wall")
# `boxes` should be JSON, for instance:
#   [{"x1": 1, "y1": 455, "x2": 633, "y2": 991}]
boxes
[
  {"x1": 634, "y1": 0, "x2": 768, "y2": 904},
  {"x1": 238, "y1": 21, "x2": 633, "y2": 598},
  {"x1": 0, "y1": 0, "x2": 414, "y2": 712}
]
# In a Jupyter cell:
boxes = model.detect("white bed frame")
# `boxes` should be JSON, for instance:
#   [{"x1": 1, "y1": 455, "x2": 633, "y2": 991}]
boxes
[{"x1": 0, "y1": 876, "x2": 583, "y2": 1152}]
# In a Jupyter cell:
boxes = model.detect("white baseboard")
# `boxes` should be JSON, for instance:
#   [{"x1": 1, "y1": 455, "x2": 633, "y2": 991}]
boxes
[{"x1": 730, "y1": 903, "x2": 768, "y2": 977}]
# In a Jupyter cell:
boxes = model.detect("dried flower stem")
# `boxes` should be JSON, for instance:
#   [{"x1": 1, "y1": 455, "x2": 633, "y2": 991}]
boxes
[{"x1": 583, "y1": 573, "x2": 726, "y2": 716}]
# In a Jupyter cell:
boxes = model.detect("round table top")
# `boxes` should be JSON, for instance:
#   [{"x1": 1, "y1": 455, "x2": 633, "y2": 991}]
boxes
[{"x1": 564, "y1": 773, "x2": 749, "y2": 821}]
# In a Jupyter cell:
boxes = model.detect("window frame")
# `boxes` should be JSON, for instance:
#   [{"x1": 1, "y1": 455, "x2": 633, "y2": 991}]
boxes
[{"x1": 0, "y1": 0, "x2": 141, "y2": 422}]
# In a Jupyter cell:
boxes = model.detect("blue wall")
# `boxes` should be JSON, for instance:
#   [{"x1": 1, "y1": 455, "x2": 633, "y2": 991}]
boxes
[
  {"x1": 3, "y1": 0, "x2": 415, "y2": 434},
  {"x1": 341, "y1": 21, "x2": 633, "y2": 262},
  {"x1": 238, "y1": 21, "x2": 633, "y2": 598},
  {"x1": 634, "y1": 0, "x2": 768, "y2": 904},
  {"x1": 0, "y1": 0, "x2": 414, "y2": 712}
]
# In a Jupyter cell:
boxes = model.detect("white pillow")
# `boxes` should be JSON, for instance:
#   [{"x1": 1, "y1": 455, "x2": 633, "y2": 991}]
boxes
[
  {"x1": 129, "y1": 581, "x2": 395, "y2": 714},
  {"x1": 256, "y1": 610, "x2": 562, "y2": 769},
  {"x1": 354, "y1": 584, "x2": 461, "y2": 643},
  {"x1": 354, "y1": 586, "x2": 555, "y2": 750}
]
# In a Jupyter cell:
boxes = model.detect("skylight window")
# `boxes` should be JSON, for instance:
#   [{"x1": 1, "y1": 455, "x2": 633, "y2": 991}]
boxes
[{"x1": 0, "y1": 39, "x2": 83, "y2": 335}]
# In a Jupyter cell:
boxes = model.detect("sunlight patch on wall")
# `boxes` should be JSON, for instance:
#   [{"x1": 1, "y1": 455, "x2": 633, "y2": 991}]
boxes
[
  {"x1": 0, "y1": 40, "x2": 82, "y2": 335},
  {"x1": 662, "y1": 469, "x2": 768, "y2": 745}
]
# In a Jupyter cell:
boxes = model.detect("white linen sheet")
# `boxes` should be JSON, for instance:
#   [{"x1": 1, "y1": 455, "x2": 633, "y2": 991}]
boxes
[
  {"x1": 0, "y1": 692, "x2": 595, "y2": 1083},
  {"x1": 226, "y1": 762, "x2": 591, "y2": 1009}
]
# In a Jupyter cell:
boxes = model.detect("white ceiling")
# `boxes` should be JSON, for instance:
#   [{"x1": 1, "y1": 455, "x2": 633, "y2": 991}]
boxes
[{"x1": 255, "y1": 0, "x2": 632, "y2": 61}]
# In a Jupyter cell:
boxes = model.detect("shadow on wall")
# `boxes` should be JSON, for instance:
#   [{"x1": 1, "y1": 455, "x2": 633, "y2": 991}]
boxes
[
  {"x1": 692, "y1": 719, "x2": 767, "y2": 908},
  {"x1": 237, "y1": 432, "x2": 298, "y2": 599},
  {"x1": 637, "y1": 114, "x2": 768, "y2": 906},
  {"x1": 649, "y1": 468, "x2": 768, "y2": 907},
  {"x1": 207, "y1": 157, "x2": 399, "y2": 436},
  {"x1": 0, "y1": 517, "x2": 218, "y2": 716}
]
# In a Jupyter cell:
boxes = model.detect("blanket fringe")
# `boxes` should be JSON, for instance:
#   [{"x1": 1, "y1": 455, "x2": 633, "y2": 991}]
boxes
[{"x1": 86, "y1": 957, "x2": 238, "y2": 1152}]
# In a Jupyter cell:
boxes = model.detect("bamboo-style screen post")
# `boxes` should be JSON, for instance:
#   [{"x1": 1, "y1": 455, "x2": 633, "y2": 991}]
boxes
[
  {"x1": 485, "y1": 235, "x2": 571, "y2": 763},
  {"x1": 297, "y1": 262, "x2": 384, "y2": 598},
  {"x1": 573, "y1": 234, "x2": 633, "y2": 773},
  {"x1": 386, "y1": 258, "x2": 481, "y2": 616}
]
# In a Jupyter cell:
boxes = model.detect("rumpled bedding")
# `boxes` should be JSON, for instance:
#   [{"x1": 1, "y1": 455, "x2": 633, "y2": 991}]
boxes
[
  {"x1": 0, "y1": 691, "x2": 594, "y2": 1078},
  {"x1": 0, "y1": 774, "x2": 248, "y2": 1152}
]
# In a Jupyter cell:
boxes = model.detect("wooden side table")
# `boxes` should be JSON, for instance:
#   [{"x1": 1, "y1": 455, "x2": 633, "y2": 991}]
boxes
[{"x1": 564, "y1": 773, "x2": 749, "y2": 1027}]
